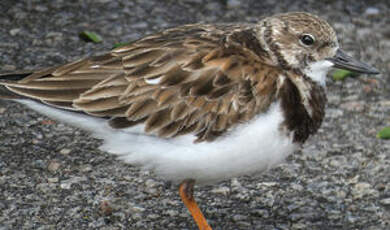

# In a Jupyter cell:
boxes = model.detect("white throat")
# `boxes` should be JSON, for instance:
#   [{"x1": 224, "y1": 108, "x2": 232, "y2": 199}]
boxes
[{"x1": 303, "y1": 60, "x2": 334, "y2": 87}]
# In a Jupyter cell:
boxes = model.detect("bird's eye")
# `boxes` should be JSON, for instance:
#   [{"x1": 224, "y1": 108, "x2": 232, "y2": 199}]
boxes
[{"x1": 300, "y1": 34, "x2": 315, "y2": 46}]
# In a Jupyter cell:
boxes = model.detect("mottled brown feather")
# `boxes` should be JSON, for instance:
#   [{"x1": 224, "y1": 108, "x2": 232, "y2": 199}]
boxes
[{"x1": 0, "y1": 23, "x2": 284, "y2": 142}]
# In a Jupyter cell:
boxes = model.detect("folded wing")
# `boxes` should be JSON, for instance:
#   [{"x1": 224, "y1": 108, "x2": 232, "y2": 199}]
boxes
[{"x1": 0, "y1": 24, "x2": 280, "y2": 142}]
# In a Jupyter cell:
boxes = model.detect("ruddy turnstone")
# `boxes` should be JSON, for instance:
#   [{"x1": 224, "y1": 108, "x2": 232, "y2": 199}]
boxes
[{"x1": 0, "y1": 12, "x2": 379, "y2": 230}]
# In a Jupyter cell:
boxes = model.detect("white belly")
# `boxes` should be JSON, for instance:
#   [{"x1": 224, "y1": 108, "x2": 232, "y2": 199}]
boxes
[{"x1": 18, "y1": 100, "x2": 297, "y2": 184}]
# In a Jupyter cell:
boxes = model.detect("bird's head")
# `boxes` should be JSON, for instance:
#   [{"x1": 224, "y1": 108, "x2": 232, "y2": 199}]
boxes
[{"x1": 256, "y1": 12, "x2": 378, "y2": 85}]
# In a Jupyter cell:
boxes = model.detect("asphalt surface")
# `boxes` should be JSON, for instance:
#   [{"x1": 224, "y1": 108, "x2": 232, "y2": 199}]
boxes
[{"x1": 0, "y1": 0, "x2": 389, "y2": 229}]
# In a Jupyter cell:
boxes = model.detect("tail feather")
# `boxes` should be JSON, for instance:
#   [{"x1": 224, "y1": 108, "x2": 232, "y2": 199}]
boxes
[
  {"x1": 0, "y1": 71, "x2": 33, "y2": 99},
  {"x1": 0, "y1": 71, "x2": 32, "y2": 81}
]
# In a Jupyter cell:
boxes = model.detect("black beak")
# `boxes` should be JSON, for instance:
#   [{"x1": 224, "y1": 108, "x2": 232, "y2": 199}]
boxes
[{"x1": 326, "y1": 49, "x2": 379, "y2": 75}]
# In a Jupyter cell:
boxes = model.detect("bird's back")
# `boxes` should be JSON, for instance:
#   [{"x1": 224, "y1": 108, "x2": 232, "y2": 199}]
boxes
[{"x1": 0, "y1": 23, "x2": 282, "y2": 143}]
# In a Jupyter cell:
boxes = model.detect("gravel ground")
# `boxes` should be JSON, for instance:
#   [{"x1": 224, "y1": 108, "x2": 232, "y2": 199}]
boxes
[{"x1": 1, "y1": 0, "x2": 389, "y2": 229}]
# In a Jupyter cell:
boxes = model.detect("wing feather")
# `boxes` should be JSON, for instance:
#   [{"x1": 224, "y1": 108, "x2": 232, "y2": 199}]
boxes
[{"x1": 0, "y1": 24, "x2": 280, "y2": 142}]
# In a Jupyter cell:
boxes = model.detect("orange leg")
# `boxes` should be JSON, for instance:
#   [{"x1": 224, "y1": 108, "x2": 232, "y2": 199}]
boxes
[{"x1": 179, "y1": 179, "x2": 212, "y2": 230}]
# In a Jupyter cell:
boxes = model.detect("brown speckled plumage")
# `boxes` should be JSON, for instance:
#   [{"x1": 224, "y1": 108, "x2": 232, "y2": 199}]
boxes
[
  {"x1": 0, "y1": 12, "x2": 380, "y2": 230},
  {"x1": 0, "y1": 12, "x2": 337, "y2": 143}
]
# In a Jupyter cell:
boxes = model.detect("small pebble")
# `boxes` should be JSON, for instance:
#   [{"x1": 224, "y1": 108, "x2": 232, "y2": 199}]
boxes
[
  {"x1": 47, "y1": 177, "x2": 59, "y2": 183},
  {"x1": 227, "y1": 0, "x2": 241, "y2": 8},
  {"x1": 364, "y1": 7, "x2": 380, "y2": 16},
  {"x1": 165, "y1": 209, "x2": 178, "y2": 217},
  {"x1": 1, "y1": 65, "x2": 16, "y2": 71},
  {"x1": 340, "y1": 101, "x2": 365, "y2": 112},
  {"x1": 380, "y1": 198, "x2": 390, "y2": 205},
  {"x1": 232, "y1": 214, "x2": 247, "y2": 222},
  {"x1": 352, "y1": 182, "x2": 378, "y2": 199},
  {"x1": 59, "y1": 148, "x2": 71, "y2": 155},
  {"x1": 9, "y1": 28, "x2": 21, "y2": 36},
  {"x1": 211, "y1": 186, "x2": 230, "y2": 196},
  {"x1": 47, "y1": 160, "x2": 61, "y2": 173},
  {"x1": 99, "y1": 200, "x2": 113, "y2": 216}
]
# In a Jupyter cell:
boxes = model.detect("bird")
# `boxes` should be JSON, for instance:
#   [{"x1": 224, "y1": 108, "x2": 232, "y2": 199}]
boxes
[{"x1": 0, "y1": 12, "x2": 379, "y2": 230}]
